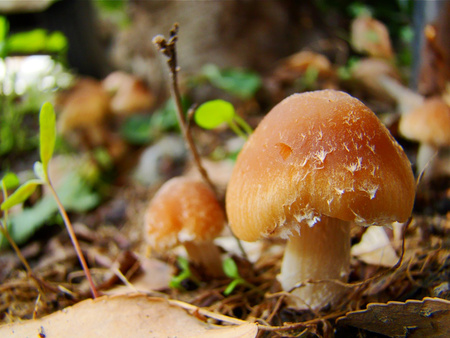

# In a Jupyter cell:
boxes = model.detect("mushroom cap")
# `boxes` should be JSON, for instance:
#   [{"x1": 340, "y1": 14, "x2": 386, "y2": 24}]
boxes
[
  {"x1": 103, "y1": 71, "x2": 155, "y2": 115},
  {"x1": 226, "y1": 90, "x2": 415, "y2": 242},
  {"x1": 399, "y1": 97, "x2": 450, "y2": 146},
  {"x1": 145, "y1": 177, "x2": 225, "y2": 252}
]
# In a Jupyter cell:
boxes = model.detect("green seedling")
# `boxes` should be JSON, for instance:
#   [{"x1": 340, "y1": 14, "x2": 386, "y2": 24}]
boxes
[
  {"x1": 1, "y1": 102, "x2": 99, "y2": 298},
  {"x1": 169, "y1": 256, "x2": 199, "y2": 290},
  {"x1": 201, "y1": 64, "x2": 262, "y2": 100},
  {"x1": 0, "y1": 173, "x2": 48, "y2": 297},
  {"x1": 121, "y1": 97, "x2": 188, "y2": 145},
  {"x1": 195, "y1": 99, "x2": 253, "y2": 140},
  {"x1": 222, "y1": 257, "x2": 254, "y2": 296}
]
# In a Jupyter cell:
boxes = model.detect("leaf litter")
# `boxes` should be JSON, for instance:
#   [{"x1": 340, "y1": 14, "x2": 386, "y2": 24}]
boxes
[{"x1": 1, "y1": 16, "x2": 450, "y2": 338}]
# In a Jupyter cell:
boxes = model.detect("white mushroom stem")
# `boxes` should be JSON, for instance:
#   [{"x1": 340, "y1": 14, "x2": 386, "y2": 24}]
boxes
[
  {"x1": 416, "y1": 142, "x2": 438, "y2": 180},
  {"x1": 278, "y1": 217, "x2": 351, "y2": 310},
  {"x1": 183, "y1": 241, "x2": 224, "y2": 278},
  {"x1": 377, "y1": 75, "x2": 424, "y2": 115}
]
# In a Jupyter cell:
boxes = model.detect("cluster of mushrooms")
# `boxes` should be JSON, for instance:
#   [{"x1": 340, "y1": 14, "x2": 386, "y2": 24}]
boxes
[{"x1": 144, "y1": 90, "x2": 416, "y2": 310}]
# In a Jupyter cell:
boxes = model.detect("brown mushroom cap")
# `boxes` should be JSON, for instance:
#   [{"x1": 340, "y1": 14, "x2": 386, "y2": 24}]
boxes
[
  {"x1": 145, "y1": 177, "x2": 225, "y2": 252},
  {"x1": 226, "y1": 90, "x2": 415, "y2": 242},
  {"x1": 399, "y1": 97, "x2": 450, "y2": 147}
]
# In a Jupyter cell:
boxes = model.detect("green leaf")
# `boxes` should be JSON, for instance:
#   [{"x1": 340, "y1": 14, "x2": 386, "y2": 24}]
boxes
[
  {"x1": 121, "y1": 98, "x2": 187, "y2": 145},
  {"x1": 0, "y1": 16, "x2": 8, "y2": 42},
  {"x1": 39, "y1": 102, "x2": 56, "y2": 177},
  {"x1": 46, "y1": 31, "x2": 68, "y2": 53},
  {"x1": 223, "y1": 257, "x2": 240, "y2": 279},
  {"x1": 202, "y1": 64, "x2": 262, "y2": 99},
  {"x1": 348, "y1": 3, "x2": 372, "y2": 18},
  {"x1": 169, "y1": 257, "x2": 193, "y2": 289},
  {"x1": 7, "y1": 29, "x2": 47, "y2": 54},
  {"x1": 176, "y1": 256, "x2": 190, "y2": 271},
  {"x1": 1, "y1": 179, "x2": 42, "y2": 211},
  {"x1": 2, "y1": 170, "x2": 100, "y2": 246},
  {"x1": 195, "y1": 100, "x2": 235, "y2": 130},
  {"x1": 0, "y1": 16, "x2": 9, "y2": 58},
  {"x1": 0, "y1": 125, "x2": 14, "y2": 155},
  {"x1": 4, "y1": 194, "x2": 57, "y2": 246},
  {"x1": 6, "y1": 29, "x2": 67, "y2": 55},
  {"x1": 1, "y1": 172, "x2": 20, "y2": 190},
  {"x1": 121, "y1": 115, "x2": 155, "y2": 145},
  {"x1": 223, "y1": 278, "x2": 243, "y2": 296}
]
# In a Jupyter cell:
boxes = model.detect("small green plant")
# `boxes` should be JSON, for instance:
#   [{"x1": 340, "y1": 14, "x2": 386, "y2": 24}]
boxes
[
  {"x1": 200, "y1": 64, "x2": 262, "y2": 100},
  {"x1": 194, "y1": 99, "x2": 253, "y2": 140},
  {"x1": 222, "y1": 257, "x2": 254, "y2": 296},
  {"x1": 0, "y1": 172, "x2": 49, "y2": 296},
  {"x1": 120, "y1": 97, "x2": 189, "y2": 145},
  {"x1": 1, "y1": 102, "x2": 99, "y2": 298},
  {"x1": 169, "y1": 256, "x2": 199, "y2": 290}
]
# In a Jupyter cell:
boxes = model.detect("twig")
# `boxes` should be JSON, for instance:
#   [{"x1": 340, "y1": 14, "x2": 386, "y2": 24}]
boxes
[
  {"x1": 257, "y1": 310, "x2": 347, "y2": 332},
  {"x1": 47, "y1": 181, "x2": 99, "y2": 299},
  {"x1": 167, "y1": 298, "x2": 249, "y2": 326},
  {"x1": 152, "y1": 24, "x2": 217, "y2": 197},
  {"x1": 152, "y1": 23, "x2": 248, "y2": 260}
]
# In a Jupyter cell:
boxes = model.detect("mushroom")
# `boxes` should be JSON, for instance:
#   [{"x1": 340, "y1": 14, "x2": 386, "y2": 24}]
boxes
[
  {"x1": 350, "y1": 58, "x2": 402, "y2": 103},
  {"x1": 145, "y1": 177, "x2": 225, "y2": 278},
  {"x1": 56, "y1": 77, "x2": 111, "y2": 148},
  {"x1": 226, "y1": 90, "x2": 415, "y2": 309},
  {"x1": 398, "y1": 97, "x2": 450, "y2": 178},
  {"x1": 102, "y1": 71, "x2": 155, "y2": 115},
  {"x1": 350, "y1": 14, "x2": 393, "y2": 59}
]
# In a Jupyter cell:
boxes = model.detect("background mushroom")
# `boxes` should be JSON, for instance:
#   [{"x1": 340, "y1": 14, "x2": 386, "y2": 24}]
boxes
[
  {"x1": 145, "y1": 176, "x2": 225, "y2": 278},
  {"x1": 398, "y1": 97, "x2": 450, "y2": 178},
  {"x1": 226, "y1": 90, "x2": 415, "y2": 309}
]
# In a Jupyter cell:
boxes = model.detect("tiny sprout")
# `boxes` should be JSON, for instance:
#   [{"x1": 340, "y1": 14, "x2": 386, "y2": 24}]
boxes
[
  {"x1": 195, "y1": 100, "x2": 253, "y2": 140},
  {"x1": 169, "y1": 256, "x2": 199, "y2": 290},
  {"x1": 1, "y1": 102, "x2": 99, "y2": 298},
  {"x1": 222, "y1": 257, "x2": 253, "y2": 296}
]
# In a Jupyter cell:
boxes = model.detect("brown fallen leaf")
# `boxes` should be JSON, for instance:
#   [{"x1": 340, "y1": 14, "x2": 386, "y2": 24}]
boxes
[
  {"x1": 0, "y1": 294, "x2": 258, "y2": 337},
  {"x1": 337, "y1": 297, "x2": 450, "y2": 337}
]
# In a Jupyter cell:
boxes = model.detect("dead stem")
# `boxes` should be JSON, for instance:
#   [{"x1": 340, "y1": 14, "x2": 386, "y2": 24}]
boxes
[
  {"x1": 256, "y1": 310, "x2": 348, "y2": 332},
  {"x1": 47, "y1": 182, "x2": 99, "y2": 299},
  {"x1": 152, "y1": 23, "x2": 248, "y2": 261},
  {"x1": 152, "y1": 24, "x2": 217, "y2": 197},
  {"x1": 0, "y1": 226, "x2": 49, "y2": 297},
  {"x1": 167, "y1": 298, "x2": 249, "y2": 326}
]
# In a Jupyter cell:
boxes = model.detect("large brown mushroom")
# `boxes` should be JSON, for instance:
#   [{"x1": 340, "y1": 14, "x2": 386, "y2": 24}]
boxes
[
  {"x1": 145, "y1": 177, "x2": 225, "y2": 278},
  {"x1": 226, "y1": 90, "x2": 415, "y2": 309}
]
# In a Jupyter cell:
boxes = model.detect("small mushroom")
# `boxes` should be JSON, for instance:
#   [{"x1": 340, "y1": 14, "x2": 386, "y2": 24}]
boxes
[
  {"x1": 398, "y1": 97, "x2": 450, "y2": 177},
  {"x1": 351, "y1": 14, "x2": 393, "y2": 59},
  {"x1": 226, "y1": 90, "x2": 415, "y2": 309},
  {"x1": 56, "y1": 77, "x2": 111, "y2": 148},
  {"x1": 102, "y1": 71, "x2": 155, "y2": 115},
  {"x1": 145, "y1": 177, "x2": 225, "y2": 278}
]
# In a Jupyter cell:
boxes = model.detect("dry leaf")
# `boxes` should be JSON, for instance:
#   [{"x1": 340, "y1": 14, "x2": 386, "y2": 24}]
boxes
[
  {"x1": 351, "y1": 226, "x2": 399, "y2": 267},
  {"x1": 0, "y1": 294, "x2": 258, "y2": 337},
  {"x1": 337, "y1": 297, "x2": 450, "y2": 337},
  {"x1": 104, "y1": 256, "x2": 175, "y2": 295}
]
